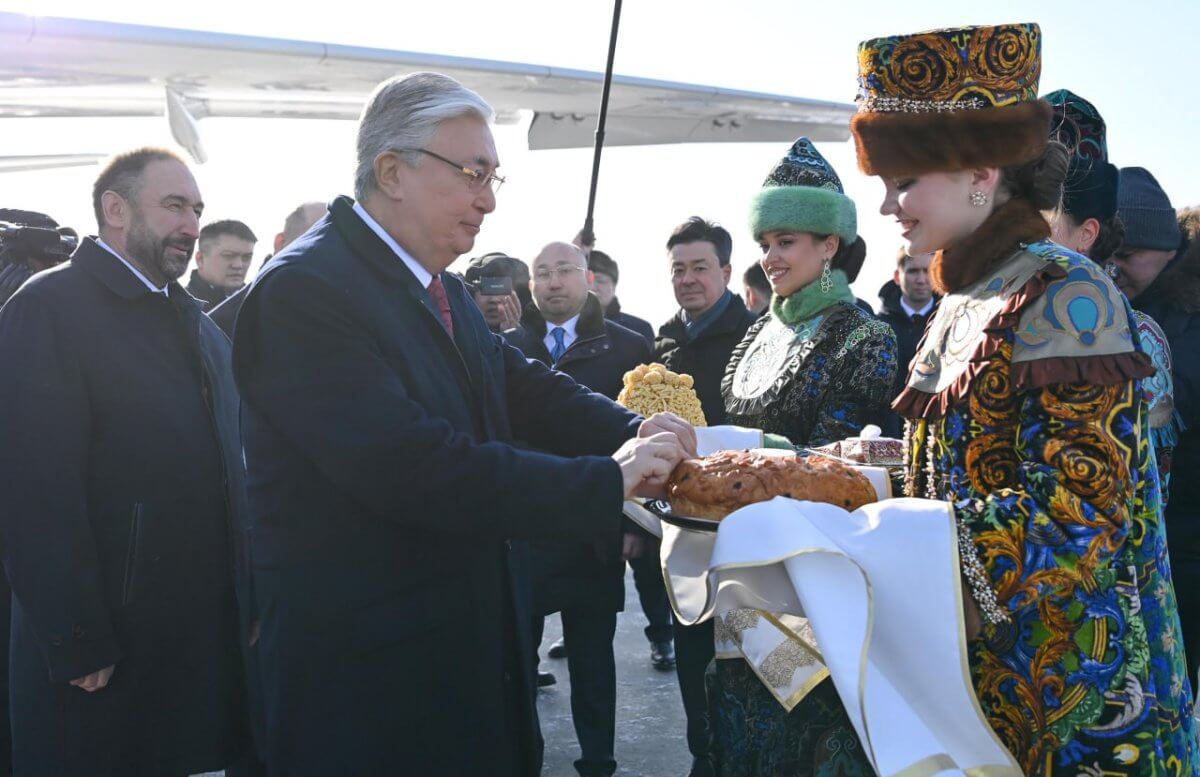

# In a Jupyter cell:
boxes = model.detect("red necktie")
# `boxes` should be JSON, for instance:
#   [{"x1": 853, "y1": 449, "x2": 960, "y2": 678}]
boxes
[{"x1": 428, "y1": 274, "x2": 454, "y2": 338}]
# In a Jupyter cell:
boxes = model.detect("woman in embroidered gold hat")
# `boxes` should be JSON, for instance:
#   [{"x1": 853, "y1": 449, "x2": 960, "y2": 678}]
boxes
[
  {"x1": 852, "y1": 22, "x2": 1197, "y2": 775},
  {"x1": 704, "y1": 137, "x2": 897, "y2": 777}
]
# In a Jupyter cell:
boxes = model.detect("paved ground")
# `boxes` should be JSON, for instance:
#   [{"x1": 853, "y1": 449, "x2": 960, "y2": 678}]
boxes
[
  {"x1": 201, "y1": 567, "x2": 691, "y2": 777},
  {"x1": 536, "y1": 567, "x2": 692, "y2": 777}
]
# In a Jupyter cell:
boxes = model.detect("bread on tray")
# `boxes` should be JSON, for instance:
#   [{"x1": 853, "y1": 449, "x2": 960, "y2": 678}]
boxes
[{"x1": 667, "y1": 450, "x2": 877, "y2": 520}]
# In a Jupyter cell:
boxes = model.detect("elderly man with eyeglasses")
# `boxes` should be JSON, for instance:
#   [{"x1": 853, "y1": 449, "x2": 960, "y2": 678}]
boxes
[{"x1": 230, "y1": 72, "x2": 696, "y2": 776}]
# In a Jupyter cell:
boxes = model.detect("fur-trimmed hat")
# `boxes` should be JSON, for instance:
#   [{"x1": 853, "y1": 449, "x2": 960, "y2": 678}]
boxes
[
  {"x1": 1045, "y1": 89, "x2": 1118, "y2": 222},
  {"x1": 851, "y1": 23, "x2": 1052, "y2": 177},
  {"x1": 749, "y1": 137, "x2": 857, "y2": 243}
]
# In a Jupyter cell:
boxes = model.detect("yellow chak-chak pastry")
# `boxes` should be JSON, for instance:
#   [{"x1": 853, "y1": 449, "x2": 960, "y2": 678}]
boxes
[{"x1": 617, "y1": 363, "x2": 707, "y2": 427}]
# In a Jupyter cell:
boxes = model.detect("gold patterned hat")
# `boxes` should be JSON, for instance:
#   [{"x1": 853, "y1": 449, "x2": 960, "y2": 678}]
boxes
[{"x1": 851, "y1": 23, "x2": 1053, "y2": 177}]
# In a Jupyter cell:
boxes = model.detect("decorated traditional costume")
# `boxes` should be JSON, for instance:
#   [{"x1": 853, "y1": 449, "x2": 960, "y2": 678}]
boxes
[
  {"x1": 706, "y1": 138, "x2": 897, "y2": 777},
  {"x1": 853, "y1": 23, "x2": 1198, "y2": 776},
  {"x1": 1045, "y1": 88, "x2": 1182, "y2": 504}
]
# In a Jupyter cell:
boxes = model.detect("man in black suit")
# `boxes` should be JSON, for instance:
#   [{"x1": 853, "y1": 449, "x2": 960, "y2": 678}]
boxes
[
  {"x1": 232, "y1": 72, "x2": 694, "y2": 777},
  {"x1": 503, "y1": 241, "x2": 653, "y2": 777},
  {"x1": 0, "y1": 148, "x2": 254, "y2": 775}
]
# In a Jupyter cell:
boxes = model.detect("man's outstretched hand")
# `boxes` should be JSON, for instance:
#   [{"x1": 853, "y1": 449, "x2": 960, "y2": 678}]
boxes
[
  {"x1": 70, "y1": 664, "x2": 114, "y2": 693},
  {"x1": 637, "y1": 412, "x2": 698, "y2": 459},
  {"x1": 612, "y1": 432, "x2": 689, "y2": 500}
]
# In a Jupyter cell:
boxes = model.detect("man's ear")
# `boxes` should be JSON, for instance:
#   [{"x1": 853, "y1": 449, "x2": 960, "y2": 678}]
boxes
[
  {"x1": 100, "y1": 190, "x2": 128, "y2": 231},
  {"x1": 722, "y1": 263, "x2": 732, "y2": 285},
  {"x1": 373, "y1": 151, "x2": 408, "y2": 200},
  {"x1": 274, "y1": 232, "x2": 286, "y2": 253},
  {"x1": 893, "y1": 268, "x2": 903, "y2": 286}
]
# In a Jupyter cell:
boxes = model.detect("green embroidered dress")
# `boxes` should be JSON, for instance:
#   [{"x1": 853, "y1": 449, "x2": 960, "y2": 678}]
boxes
[{"x1": 708, "y1": 273, "x2": 898, "y2": 777}]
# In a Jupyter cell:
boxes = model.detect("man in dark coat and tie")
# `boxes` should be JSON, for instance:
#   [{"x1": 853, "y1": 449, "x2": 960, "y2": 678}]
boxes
[
  {"x1": 231, "y1": 72, "x2": 693, "y2": 777},
  {"x1": 503, "y1": 241, "x2": 653, "y2": 777},
  {"x1": 0, "y1": 148, "x2": 254, "y2": 775}
]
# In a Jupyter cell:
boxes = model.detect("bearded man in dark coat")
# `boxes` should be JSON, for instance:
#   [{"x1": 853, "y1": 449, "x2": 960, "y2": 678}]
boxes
[{"x1": 0, "y1": 148, "x2": 254, "y2": 776}]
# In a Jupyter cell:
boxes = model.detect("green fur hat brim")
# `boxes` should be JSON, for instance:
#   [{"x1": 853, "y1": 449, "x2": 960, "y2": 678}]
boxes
[{"x1": 749, "y1": 186, "x2": 857, "y2": 244}]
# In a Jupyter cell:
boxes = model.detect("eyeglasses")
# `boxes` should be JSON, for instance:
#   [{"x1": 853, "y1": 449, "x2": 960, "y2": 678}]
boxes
[
  {"x1": 533, "y1": 266, "x2": 587, "y2": 282},
  {"x1": 398, "y1": 148, "x2": 505, "y2": 194}
]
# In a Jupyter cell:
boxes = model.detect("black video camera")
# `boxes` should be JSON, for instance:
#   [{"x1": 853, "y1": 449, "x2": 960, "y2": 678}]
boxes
[{"x1": 0, "y1": 210, "x2": 78, "y2": 305}]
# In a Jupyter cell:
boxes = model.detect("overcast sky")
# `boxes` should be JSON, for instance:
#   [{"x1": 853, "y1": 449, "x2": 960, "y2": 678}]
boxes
[{"x1": 3, "y1": 0, "x2": 1196, "y2": 324}]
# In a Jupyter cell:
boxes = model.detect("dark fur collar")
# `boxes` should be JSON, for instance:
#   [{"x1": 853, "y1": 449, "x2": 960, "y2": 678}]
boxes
[{"x1": 931, "y1": 198, "x2": 1050, "y2": 294}]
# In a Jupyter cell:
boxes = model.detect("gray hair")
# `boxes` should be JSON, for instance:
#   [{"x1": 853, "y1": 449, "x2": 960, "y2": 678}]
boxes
[{"x1": 354, "y1": 72, "x2": 494, "y2": 200}]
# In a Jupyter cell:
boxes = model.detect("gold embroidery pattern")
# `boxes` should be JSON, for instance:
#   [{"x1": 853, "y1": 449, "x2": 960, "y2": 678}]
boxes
[
  {"x1": 715, "y1": 608, "x2": 761, "y2": 647},
  {"x1": 759, "y1": 637, "x2": 819, "y2": 690}
]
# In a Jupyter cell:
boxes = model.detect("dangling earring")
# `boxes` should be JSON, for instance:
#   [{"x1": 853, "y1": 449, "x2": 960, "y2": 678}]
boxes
[
  {"x1": 969, "y1": 190, "x2": 989, "y2": 207},
  {"x1": 820, "y1": 258, "x2": 832, "y2": 294}
]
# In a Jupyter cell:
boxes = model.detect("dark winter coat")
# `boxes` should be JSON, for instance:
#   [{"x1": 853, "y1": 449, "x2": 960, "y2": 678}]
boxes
[
  {"x1": 603, "y1": 297, "x2": 655, "y2": 347},
  {"x1": 504, "y1": 293, "x2": 653, "y2": 614},
  {"x1": 209, "y1": 284, "x2": 247, "y2": 340},
  {"x1": 186, "y1": 268, "x2": 240, "y2": 310},
  {"x1": 232, "y1": 196, "x2": 640, "y2": 777},
  {"x1": 0, "y1": 238, "x2": 253, "y2": 776},
  {"x1": 1134, "y1": 234, "x2": 1200, "y2": 558},
  {"x1": 876, "y1": 280, "x2": 939, "y2": 437},
  {"x1": 655, "y1": 294, "x2": 758, "y2": 426}
]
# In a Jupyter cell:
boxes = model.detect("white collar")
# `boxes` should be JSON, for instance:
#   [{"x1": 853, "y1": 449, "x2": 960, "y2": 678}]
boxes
[
  {"x1": 95, "y1": 237, "x2": 168, "y2": 297},
  {"x1": 900, "y1": 296, "x2": 934, "y2": 318},
  {"x1": 543, "y1": 312, "x2": 581, "y2": 355},
  {"x1": 351, "y1": 200, "x2": 433, "y2": 289},
  {"x1": 546, "y1": 313, "x2": 580, "y2": 340}
]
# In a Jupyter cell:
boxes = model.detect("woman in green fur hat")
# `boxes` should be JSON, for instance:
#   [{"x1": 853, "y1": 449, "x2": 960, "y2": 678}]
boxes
[{"x1": 707, "y1": 138, "x2": 897, "y2": 777}]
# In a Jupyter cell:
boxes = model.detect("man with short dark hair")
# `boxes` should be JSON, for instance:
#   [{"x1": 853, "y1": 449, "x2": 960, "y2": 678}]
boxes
[
  {"x1": 504, "y1": 241, "x2": 653, "y2": 777},
  {"x1": 876, "y1": 248, "x2": 937, "y2": 436},
  {"x1": 188, "y1": 219, "x2": 256, "y2": 308},
  {"x1": 655, "y1": 216, "x2": 756, "y2": 777},
  {"x1": 587, "y1": 249, "x2": 654, "y2": 346},
  {"x1": 0, "y1": 147, "x2": 254, "y2": 775},
  {"x1": 657, "y1": 216, "x2": 757, "y2": 427},
  {"x1": 741, "y1": 263, "x2": 771, "y2": 317},
  {"x1": 209, "y1": 203, "x2": 327, "y2": 339}
]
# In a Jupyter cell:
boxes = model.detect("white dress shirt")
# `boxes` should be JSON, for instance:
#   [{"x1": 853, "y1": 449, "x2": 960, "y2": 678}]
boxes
[
  {"x1": 543, "y1": 314, "x2": 580, "y2": 358},
  {"x1": 95, "y1": 238, "x2": 168, "y2": 297},
  {"x1": 900, "y1": 297, "x2": 934, "y2": 318},
  {"x1": 351, "y1": 201, "x2": 433, "y2": 289}
]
